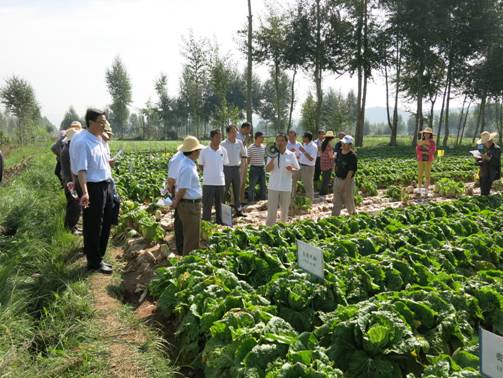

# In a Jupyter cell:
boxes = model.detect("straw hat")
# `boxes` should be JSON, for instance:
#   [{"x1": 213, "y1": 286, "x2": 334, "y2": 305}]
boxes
[
  {"x1": 420, "y1": 127, "x2": 434, "y2": 135},
  {"x1": 324, "y1": 131, "x2": 335, "y2": 139},
  {"x1": 104, "y1": 120, "x2": 113, "y2": 135},
  {"x1": 177, "y1": 136, "x2": 205, "y2": 153},
  {"x1": 477, "y1": 131, "x2": 497, "y2": 145},
  {"x1": 69, "y1": 121, "x2": 82, "y2": 130},
  {"x1": 63, "y1": 128, "x2": 81, "y2": 143}
]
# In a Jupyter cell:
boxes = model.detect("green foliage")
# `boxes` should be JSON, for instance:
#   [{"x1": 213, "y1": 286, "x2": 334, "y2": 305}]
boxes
[
  {"x1": 386, "y1": 185, "x2": 401, "y2": 201},
  {"x1": 149, "y1": 194, "x2": 503, "y2": 376},
  {"x1": 435, "y1": 178, "x2": 465, "y2": 198}
]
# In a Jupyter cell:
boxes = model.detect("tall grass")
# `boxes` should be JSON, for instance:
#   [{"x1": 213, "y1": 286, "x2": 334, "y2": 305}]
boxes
[{"x1": 0, "y1": 150, "x2": 109, "y2": 376}]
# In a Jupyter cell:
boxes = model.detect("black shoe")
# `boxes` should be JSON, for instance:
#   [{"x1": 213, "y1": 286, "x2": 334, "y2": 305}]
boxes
[
  {"x1": 235, "y1": 211, "x2": 247, "y2": 217},
  {"x1": 102, "y1": 262, "x2": 112, "y2": 268},
  {"x1": 87, "y1": 262, "x2": 113, "y2": 274}
]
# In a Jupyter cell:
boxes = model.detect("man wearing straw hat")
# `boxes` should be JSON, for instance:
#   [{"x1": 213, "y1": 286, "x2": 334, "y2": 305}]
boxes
[
  {"x1": 475, "y1": 131, "x2": 501, "y2": 196},
  {"x1": 172, "y1": 136, "x2": 205, "y2": 254}
]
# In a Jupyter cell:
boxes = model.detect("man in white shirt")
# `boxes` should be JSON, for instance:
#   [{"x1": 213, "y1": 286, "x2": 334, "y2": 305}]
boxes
[
  {"x1": 221, "y1": 125, "x2": 247, "y2": 217},
  {"x1": 70, "y1": 108, "x2": 113, "y2": 274},
  {"x1": 266, "y1": 133, "x2": 300, "y2": 226},
  {"x1": 166, "y1": 148, "x2": 186, "y2": 254},
  {"x1": 172, "y1": 136, "x2": 204, "y2": 255},
  {"x1": 287, "y1": 130, "x2": 302, "y2": 199},
  {"x1": 298, "y1": 131, "x2": 318, "y2": 200},
  {"x1": 199, "y1": 129, "x2": 229, "y2": 225}
]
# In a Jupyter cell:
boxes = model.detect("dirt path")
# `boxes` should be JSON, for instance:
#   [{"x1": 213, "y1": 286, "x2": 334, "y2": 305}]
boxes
[{"x1": 87, "y1": 247, "x2": 152, "y2": 378}]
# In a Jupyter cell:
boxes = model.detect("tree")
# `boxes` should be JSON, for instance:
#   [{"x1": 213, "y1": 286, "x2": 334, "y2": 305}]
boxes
[
  {"x1": 257, "y1": 68, "x2": 291, "y2": 133},
  {"x1": 246, "y1": 0, "x2": 254, "y2": 123},
  {"x1": 300, "y1": 93, "x2": 317, "y2": 133},
  {"x1": 154, "y1": 74, "x2": 175, "y2": 139},
  {"x1": 179, "y1": 33, "x2": 211, "y2": 138},
  {"x1": 293, "y1": 0, "x2": 352, "y2": 131},
  {"x1": 0, "y1": 76, "x2": 40, "y2": 144},
  {"x1": 60, "y1": 106, "x2": 83, "y2": 130},
  {"x1": 105, "y1": 56, "x2": 132, "y2": 137}
]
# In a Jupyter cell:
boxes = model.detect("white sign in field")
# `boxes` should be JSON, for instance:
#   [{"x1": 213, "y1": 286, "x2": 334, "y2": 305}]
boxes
[
  {"x1": 221, "y1": 204, "x2": 233, "y2": 227},
  {"x1": 480, "y1": 327, "x2": 503, "y2": 377},
  {"x1": 297, "y1": 240, "x2": 324, "y2": 279}
]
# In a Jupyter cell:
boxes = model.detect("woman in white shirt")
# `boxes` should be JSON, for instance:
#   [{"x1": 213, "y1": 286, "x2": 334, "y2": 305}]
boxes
[{"x1": 266, "y1": 134, "x2": 300, "y2": 226}]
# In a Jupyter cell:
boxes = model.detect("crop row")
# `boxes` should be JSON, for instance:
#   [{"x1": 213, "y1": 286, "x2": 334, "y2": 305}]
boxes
[
  {"x1": 149, "y1": 195, "x2": 503, "y2": 377},
  {"x1": 112, "y1": 152, "x2": 478, "y2": 203}
]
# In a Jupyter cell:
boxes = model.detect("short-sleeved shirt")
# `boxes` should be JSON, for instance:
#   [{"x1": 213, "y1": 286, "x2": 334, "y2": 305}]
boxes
[
  {"x1": 168, "y1": 151, "x2": 184, "y2": 180},
  {"x1": 248, "y1": 143, "x2": 266, "y2": 167},
  {"x1": 176, "y1": 157, "x2": 202, "y2": 200},
  {"x1": 299, "y1": 141, "x2": 318, "y2": 166},
  {"x1": 199, "y1": 145, "x2": 229, "y2": 186},
  {"x1": 287, "y1": 141, "x2": 302, "y2": 160},
  {"x1": 267, "y1": 150, "x2": 300, "y2": 192},
  {"x1": 69, "y1": 130, "x2": 112, "y2": 182},
  {"x1": 320, "y1": 146, "x2": 334, "y2": 171},
  {"x1": 334, "y1": 141, "x2": 342, "y2": 156},
  {"x1": 221, "y1": 139, "x2": 247, "y2": 166},
  {"x1": 335, "y1": 150, "x2": 357, "y2": 179}
]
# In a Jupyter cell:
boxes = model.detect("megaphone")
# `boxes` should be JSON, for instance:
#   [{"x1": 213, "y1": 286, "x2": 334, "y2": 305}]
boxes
[{"x1": 265, "y1": 143, "x2": 279, "y2": 158}]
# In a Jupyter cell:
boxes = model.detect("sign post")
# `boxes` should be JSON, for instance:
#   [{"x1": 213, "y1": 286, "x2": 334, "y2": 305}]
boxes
[
  {"x1": 297, "y1": 240, "x2": 324, "y2": 279},
  {"x1": 480, "y1": 327, "x2": 503, "y2": 377}
]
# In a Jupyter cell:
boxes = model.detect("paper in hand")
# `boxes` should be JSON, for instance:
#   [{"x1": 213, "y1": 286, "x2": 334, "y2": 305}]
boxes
[{"x1": 469, "y1": 150, "x2": 482, "y2": 159}]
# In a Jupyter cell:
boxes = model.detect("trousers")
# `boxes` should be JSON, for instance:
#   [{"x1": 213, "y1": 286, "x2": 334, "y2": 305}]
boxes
[
  {"x1": 174, "y1": 208, "x2": 183, "y2": 254},
  {"x1": 332, "y1": 177, "x2": 356, "y2": 216},
  {"x1": 267, "y1": 190, "x2": 291, "y2": 226},
  {"x1": 177, "y1": 201, "x2": 201, "y2": 255},
  {"x1": 300, "y1": 164, "x2": 315, "y2": 200},
  {"x1": 64, "y1": 188, "x2": 82, "y2": 231},
  {"x1": 248, "y1": 166, "x2": 266, "y2": 202},
  {"x1": 224, "y1": 166, "x2": 241, "y2": 211},
  {"x1": 83, "y1": 181, "x2": 114, "y2": 267},
  {"x1": 202, "y1": 185, "x2": 225, "y2": 224}
]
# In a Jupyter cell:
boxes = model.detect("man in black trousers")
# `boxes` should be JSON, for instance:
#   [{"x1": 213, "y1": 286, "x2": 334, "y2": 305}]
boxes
[{"x1": 70, "y1": 109, "x2": 113, "y2": 274}]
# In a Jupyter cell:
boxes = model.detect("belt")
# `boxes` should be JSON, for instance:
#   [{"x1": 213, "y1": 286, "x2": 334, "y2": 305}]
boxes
[
  {"x1": 87, "y1": 179, "x2": 112, "y2": 185},
  {"x1": 224, "y1": 165, "x2": 240, "y2": 168},
  {"x1": 250, "y1": 165, "x2": 265, "y2": 168},
  {"x1": 181, "y1": 198, "x2": 201, "y2": 203},
  {"x1": 300, "y1": 163, "x2": 313, "y2": 167}
]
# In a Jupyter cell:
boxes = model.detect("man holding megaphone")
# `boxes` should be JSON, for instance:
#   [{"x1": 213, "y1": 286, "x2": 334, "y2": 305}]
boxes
[{"x1": 265, "y1": 133, "x2": 300, "y2": 226}]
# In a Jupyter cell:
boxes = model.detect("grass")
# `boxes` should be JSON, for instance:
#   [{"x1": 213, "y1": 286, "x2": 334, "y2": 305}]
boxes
[{"x1": 0, "y1": 147, "x2": 175, "y2": 377}]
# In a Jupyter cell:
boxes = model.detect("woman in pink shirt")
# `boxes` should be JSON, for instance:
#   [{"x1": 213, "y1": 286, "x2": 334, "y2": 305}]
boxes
[{"x1": 416, "y1": 127, "x2": 436, "y2": 195}]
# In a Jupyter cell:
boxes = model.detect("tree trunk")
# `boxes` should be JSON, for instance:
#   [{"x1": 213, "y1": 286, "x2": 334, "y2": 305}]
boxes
[
  {"x1": 246, "y1": 0, "x2": 253, "y2": 123},
  {"x1": 442, "y1": 63, "x2": 452, "y2": 147},
  {"x1": 499, "y1": 101, "x2": 503, "y2": 145},
  {"x1": 314, "y1": 0, "x2": 323, "y2": 131},
  {"x1": 274, "y1": 63, "x2": 282, "y2": 132},
  {"x1": 287, "y1": 66, "x2": 297, "y2": 132},
  {"x1": 472, "y1": 96, "x2": 486, "y2": 143},
  {"x1": 455, "y1": 95, "x2": 467, "y2": 145},
  {"x1": 412, "y1": 63, "x2": 424, "y2": 146},
  {"x1": 390, "y1": 43, "x2": 401, "y2": 146},
  {"x1": 436, "y1": 80, "x2": 448, "y2": 145},
  {"x1": 385, "y1": 64, "x2": 392, "y2": 130},
  {"x1": 459, "y1": 101, "x2": 471, "y2": 144},
  {"x1": 355, "y1": 0, "x2": 368, "y2": 147}
]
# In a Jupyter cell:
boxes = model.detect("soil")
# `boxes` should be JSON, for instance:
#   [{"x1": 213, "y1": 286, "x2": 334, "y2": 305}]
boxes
[
  {"x1": 2, "y1": 157, "x2": 33, "y2": 183},
  {"x1": 87, "y1": 247, "x2": 152, "y2": 378}
]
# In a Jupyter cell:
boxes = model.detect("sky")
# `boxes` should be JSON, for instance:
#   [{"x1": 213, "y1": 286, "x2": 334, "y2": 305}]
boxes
[{"x1": 0, "y1": 0, "x2": 456, "y2": 127}]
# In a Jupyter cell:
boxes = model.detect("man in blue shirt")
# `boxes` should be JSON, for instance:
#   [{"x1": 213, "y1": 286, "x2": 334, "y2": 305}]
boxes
[
  {"x1": 172, "y1": 136, "x2": 204, "y2": 254},
  {"x1": 70, "y1": 108, "x2": 113, "y2": 274}
]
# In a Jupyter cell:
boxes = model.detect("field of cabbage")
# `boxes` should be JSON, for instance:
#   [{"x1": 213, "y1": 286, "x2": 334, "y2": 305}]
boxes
[
  {"x1": 110, "y1": 145, "x2": 502, "y2": 377},
  {"x1": 150, "y1": 195, "x2": 503, "y2": 377}
]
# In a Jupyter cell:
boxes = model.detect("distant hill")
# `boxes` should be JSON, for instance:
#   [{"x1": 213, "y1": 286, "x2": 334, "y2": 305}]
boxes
[{"x1": 365, "y1": 107, "x2": 410, "y2": 125}]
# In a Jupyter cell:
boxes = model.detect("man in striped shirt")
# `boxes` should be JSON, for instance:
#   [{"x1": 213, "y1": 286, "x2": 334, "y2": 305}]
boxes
[{"x1": 247, "y1": 131, "x2": 266, "y2": 202}]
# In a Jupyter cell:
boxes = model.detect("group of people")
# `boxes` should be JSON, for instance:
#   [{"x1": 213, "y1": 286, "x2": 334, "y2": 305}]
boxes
[
  {"x1": 50, "y1": 109, "x2": 501, "y2": 264},
  {"x1": 51, "y1": 109, "x2": 118, "y2": 274},
  {"x1": 166, "y1": 125, "x2": 358, "y2": 255},
  {"x1": 415, "y1": 127, "x2": 501, "y2": 196}
]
